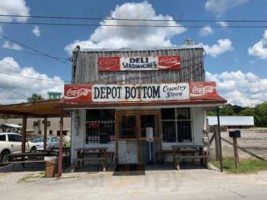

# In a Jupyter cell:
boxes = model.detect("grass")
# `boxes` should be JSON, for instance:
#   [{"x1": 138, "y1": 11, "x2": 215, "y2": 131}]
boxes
[
  {"x1": 18, "y1": 171, "x2": 45, "y2": 183},
  {"x1": 211, "y1": 158, "x2": 267, "y2": 174}
]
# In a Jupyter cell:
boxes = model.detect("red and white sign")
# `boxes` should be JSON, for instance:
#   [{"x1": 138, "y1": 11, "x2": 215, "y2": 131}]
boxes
[
  {"x1": 64, "y1": 85, "x2": 92, "y2": 102},
  {"x1": 158, "y1": 56, "x2": 181, "y2": 70},
  {"x1": 189, "y1": 82, "x2": 217, "y2": 99},
  {"x1": 98, "y1": 57, "x2": 120, "y2": 72},
  {"x1": 64, "y1": 82, "x2": 218, "y2": 103},
  {"x1": 98, "y1": 56, "x2": 181, "y2": 71}
]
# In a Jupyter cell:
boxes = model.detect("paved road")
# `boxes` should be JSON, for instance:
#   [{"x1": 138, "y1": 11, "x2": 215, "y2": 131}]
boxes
[{"x1": 0, "y1": 167, "x2": 267, "y2": 200}]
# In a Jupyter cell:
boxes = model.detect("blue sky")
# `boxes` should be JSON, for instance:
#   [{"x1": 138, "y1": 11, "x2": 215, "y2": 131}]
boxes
[{"x1": 0, "y1": 0, "x2": 267, "y2": 106}]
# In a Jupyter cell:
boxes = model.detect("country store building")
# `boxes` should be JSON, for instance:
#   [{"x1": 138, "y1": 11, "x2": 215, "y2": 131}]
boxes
[{"x1": 63, "y1": 41, "x2": 227, "y2": 166}]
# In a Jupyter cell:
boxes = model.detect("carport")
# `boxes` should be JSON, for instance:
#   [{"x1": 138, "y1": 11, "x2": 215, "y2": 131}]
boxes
[{"x1": 0, "y1": 99, "x2": 68, "y2": 177}]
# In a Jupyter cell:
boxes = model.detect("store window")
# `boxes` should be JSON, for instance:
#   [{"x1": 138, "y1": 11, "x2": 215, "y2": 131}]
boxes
[
  {"x1": 85, "y1": 109, "x2": 115, "y2": 144},
  {"x1": 161, "y1": 108, "x2": 192, "y2": 143},
  {"x1": 49, "y1": 130, "x2": 53, "y2": 135}
]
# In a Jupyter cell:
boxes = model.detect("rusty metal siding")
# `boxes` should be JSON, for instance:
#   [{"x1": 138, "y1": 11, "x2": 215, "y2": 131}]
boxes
[{"x1": 72, "y1": 47, "x2": 204, "y2": 84}]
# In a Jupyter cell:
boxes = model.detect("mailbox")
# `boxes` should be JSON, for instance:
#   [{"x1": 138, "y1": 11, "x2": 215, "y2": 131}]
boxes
[{"x1": 229, "y1": 130, "x2": 241, "y2": 138}]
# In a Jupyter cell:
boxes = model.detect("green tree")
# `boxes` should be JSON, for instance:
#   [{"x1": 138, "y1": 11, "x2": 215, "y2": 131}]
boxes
[
  {"x1": 239, "y1": 107, "x2": 256, "y2": 116},
  {"x1": 220, "y1": 105, "x2": 235, "y2": 116},
  {"x1": 255, "y1": 102, "x2": 267, "y2": 127},
  {"x1": 27, "y1": 94, "x2": 44, "y2": 102}
]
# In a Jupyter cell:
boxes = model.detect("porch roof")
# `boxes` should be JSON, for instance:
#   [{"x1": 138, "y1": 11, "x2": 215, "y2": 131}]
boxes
[{"x1": 0, "y1": 99, "x2": 66, "y2": 117}]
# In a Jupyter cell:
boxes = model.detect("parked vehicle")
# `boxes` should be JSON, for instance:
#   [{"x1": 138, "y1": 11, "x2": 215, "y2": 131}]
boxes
[
  {"x1": 33, "y1": 136, "x2": 59, "y2": 151},
  {"x1": 0, "y1": 133, "x2": 37, "y2": 163}
]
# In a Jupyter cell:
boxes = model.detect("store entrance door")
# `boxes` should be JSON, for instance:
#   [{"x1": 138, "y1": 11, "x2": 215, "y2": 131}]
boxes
[{"x1": 116, "y1": 110, "x2": 161, "y2": 164}]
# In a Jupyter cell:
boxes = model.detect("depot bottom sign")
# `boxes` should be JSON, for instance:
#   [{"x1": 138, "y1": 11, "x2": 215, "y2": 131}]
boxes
[{"x1": 64, "y1": 82, "x2": 217, "y2": 103}]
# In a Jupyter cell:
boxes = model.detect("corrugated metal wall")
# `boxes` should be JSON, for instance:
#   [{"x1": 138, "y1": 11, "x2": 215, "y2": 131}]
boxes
[{"x1": 72, "y1": 47, "x2": 205, "y2": 84}]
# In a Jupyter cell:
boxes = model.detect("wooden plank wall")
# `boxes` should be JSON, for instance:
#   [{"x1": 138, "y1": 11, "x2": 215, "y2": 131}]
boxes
[{"x1": 72, "y1": 47, "x2": 204, "y2": 84}]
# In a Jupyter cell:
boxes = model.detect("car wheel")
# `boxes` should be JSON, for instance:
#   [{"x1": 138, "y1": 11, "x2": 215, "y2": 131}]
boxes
[
  {"x1": 0, "y1": 150, "x2": 10, "y2": 163},
  {"x1": 30, "y1": 146, "x2": 37, "y2": 153}
]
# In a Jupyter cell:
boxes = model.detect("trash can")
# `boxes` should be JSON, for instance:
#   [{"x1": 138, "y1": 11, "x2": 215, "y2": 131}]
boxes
[{"x1": 44, "y1": 156, "x2": 58, "y2": 178}]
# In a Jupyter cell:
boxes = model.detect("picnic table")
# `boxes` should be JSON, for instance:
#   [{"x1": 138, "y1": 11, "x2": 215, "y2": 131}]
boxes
[
  {"x1": 6, "y1": 151, "x2": 51, "y2": 168},
  {"x1": 171, "y1": 145, "x2": 208, "y2": 170},
  {"x1": 74, "y1": 147, "x2": 108, "y2": 172}
]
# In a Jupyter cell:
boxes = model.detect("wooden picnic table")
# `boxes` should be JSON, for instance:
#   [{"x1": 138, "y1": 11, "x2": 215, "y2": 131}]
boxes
[
  {"x1": 171, "y1": 145, "x2": 207, "y2": 170},
  {"x1": 5, "y1": 152, "x2": 52, "y2": 168},
  {"x1": 74, "y1": 147, "x2": 108, "y2": 172}
]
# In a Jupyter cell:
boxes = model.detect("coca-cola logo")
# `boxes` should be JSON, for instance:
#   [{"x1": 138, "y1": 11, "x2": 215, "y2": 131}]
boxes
[
  {"x1": 159, "y1": 57, "x2": 179, "y2": 65},
  {"x1": 65, "y1": 88, "x2": 91, "y2": 99},
  {"x1": 98, "y1": 57, "x2": 120, "y2": 70},
  {"x1": 191, "y1": 86, "x2": 214, "y2": 97}
]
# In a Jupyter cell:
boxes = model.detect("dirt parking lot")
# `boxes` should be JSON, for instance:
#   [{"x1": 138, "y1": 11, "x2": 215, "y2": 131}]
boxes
[
  {"x1": 210, "y1": 128, "x2": 267, "y2": 160},
  {"x1": 0, "y1": 165, "x2": 267, "y2": 200},
  {"x1": 0, "y1": 128, "x2": 267, "y2": 200}
]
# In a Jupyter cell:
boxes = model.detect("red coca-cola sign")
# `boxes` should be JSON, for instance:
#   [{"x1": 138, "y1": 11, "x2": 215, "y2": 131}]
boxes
[
  {"x1": 189, "y1": 82, "x2": 217, "y2": 99},
  {"x1": 64, "y1": 85, "x2": 92, "y2": 102},
  {"x1": 158, "y1": 56, "x2": 181, "y2": 70},
  {"x1": 98, "y1": 57, "x2": 120, "y2": 71}
]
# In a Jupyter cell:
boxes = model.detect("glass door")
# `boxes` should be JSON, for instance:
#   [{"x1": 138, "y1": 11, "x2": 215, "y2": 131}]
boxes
[
  {"x1": 115, "y1": 110, "x2": 161, "y2": 165},
  {"x1": 117, "y1": 113, "x2": 139, "y2": 164}
]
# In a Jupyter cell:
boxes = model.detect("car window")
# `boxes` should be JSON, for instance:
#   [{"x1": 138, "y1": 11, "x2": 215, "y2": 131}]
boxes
[
  {"x1": 53, "y1": 137, "x2": 59, "y2": 142},
  {"x1": 0, "y1": 135, "x2": 6, "y2": 141},
  {"x1": 8, "y1": 134, "x2": 22, "y2": 142}
]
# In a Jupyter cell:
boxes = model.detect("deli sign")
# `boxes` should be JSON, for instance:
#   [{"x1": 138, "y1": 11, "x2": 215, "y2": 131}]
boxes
[
  {"x1": 64, "y1": 82, "x2": 217, "y2": 103},
  {"x1": 98, "y1": 56, "x2": 181, "y2": 71}
]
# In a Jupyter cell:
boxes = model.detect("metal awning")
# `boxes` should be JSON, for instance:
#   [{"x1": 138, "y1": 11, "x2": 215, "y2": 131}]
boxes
[{"x1": 0, "y1": 99, "x2": 66, "y2": 117}]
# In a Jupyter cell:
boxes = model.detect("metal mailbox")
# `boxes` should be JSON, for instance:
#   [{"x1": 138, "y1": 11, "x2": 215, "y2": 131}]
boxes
[{"x1": 229, "y1": 130, "x2": 241, "y2": 138}]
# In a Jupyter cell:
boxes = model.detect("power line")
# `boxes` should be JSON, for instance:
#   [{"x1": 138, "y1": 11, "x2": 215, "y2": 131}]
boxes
[
  {"x1": 0, "y1": 33, "x2": 71, "y2": 63},
  {"x1": 1, "y1": 14, "x2": 267, "y2": 23},
  {"x1": 1, "y1": 21, "x2": 267, "y2": 29},
  {"x1": 0, "y1": 85, "x2": 29, "y2": 98},
  {"x1": 0, "y1": 70, "x2": 70, "y2": 83}
]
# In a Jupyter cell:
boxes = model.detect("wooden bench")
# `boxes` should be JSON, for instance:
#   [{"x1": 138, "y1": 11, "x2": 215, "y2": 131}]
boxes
[
  {"x1": 172, "y1": 145, "x2": 207, "y2": 170},
  {"x1": 74, "y1": 147, "x2": 108, "y2": 172},
  {"x1": 4, "y1": 152, "x2": 50, "y2": 169},
  {"x1": 174, "y1": 155, "x2": 208, "y2": 170}
]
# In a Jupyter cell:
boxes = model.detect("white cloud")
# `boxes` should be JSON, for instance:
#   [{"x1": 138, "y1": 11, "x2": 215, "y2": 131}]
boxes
[
  {"x1": 216, "y1": 21, "x2": 228, "y2": 27},
  {"x1": 248, "y1": 30, "x2": 267, "y2": 59},
  {"x1": 0, "y1": 0, "x2": 30, "y2": 22},
  {"x1": 2, "y1": 41, "x2": 22, "y2": 51},
  {"x1": 206, "y1": 71, "x2": 267, "y2": 107},
  {"x1": 199, "y1": 25, "x2": 213, "y2": 37},
  {"x1": 32, "y1": 25, "x2": 40, "y2": 37},
  {"x1": 201, "y1": 39, "x2": 233, "y2": 57},
  {"x1": 65, "y1": 1, "x2": 186, "y2": 54},
  {"x1": 205, "y1": 0, "x2": 249, "y2": 16},
  {"x1": 0, "y1": 57, "x2": 64, "y2": 104}
]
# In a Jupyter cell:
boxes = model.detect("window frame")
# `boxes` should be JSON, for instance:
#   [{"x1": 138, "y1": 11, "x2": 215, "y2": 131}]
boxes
[{"x1": 161, "y1": 108, "x2": 193, "y2": 143}]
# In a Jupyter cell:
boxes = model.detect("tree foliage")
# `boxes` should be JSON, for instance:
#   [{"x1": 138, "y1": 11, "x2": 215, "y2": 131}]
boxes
[
  {"x1": 207, "y1": 102, "x2": 267, "y2": 127},
  {"x1": 27, "y1": 94, "x2": 44, "y2": 102}
]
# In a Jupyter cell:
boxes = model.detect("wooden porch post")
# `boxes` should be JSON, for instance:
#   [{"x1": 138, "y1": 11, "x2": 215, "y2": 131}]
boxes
[
  {"x1": 57, "y1": 110, "x2": 64, "y2": 177},
  {"x1": 44, "y1": 117, "x2": 47, "y2": 151},
  {"x1": 22, "y1": 115, "x2": 27, "y2": 153},
  {"x1": 216, "y1": 107, "x2": 223, "y2": 172}
]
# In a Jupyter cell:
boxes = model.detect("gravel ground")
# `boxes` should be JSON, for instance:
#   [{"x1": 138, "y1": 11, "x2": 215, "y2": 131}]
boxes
[
  {"x1": 210, "y1": 128, "x2": 267, "y2": 160},
  {"x1": 0, "y1": 166, "x2": 267, "y2": 200}
]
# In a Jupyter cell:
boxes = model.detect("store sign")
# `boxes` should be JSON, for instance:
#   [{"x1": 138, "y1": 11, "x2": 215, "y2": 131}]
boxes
[
  {"x1": 64, "y1": 82, "x2": 217, "y2": 103},
  {"x1": 98, "y1": 56, "x2": 181, "y2": 71},
  {"x1": 64, "y1": 84, "x2": 92, "y2": 102},
  {"x1": 189, "y1": 82, "x2": 217, "y2": 99}
]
